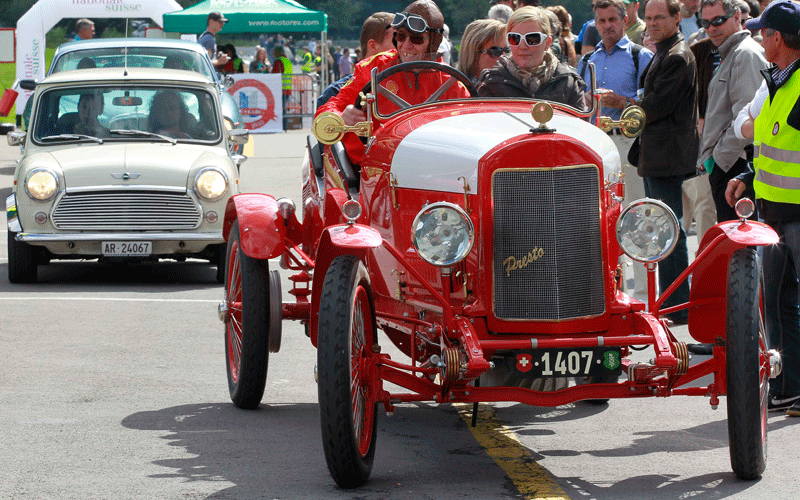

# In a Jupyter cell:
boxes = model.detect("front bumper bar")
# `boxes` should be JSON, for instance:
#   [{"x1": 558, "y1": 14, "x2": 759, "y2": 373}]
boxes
[{"x1": 15, "y1": 232, "x2": 224, "y2": 243}]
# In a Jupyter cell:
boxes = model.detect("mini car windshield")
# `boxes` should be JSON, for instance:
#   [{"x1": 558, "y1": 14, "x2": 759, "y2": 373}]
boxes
[
  {"x1": 32, "y1": 85, "x2": 222, "y2": 145},
  {"x1": 51, "y1": 47, "x2": 213, "y2": 80}
]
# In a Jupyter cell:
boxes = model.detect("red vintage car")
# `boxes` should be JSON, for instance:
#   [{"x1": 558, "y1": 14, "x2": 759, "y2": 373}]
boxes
[{"x1": 216, "y1": 61, "x2": 781, "y2": 488}]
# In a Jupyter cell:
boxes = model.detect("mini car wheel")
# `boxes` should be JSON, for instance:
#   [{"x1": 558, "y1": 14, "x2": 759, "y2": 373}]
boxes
[
  {"x1": 215, "y1": 243, "x2": 226, "y2": 284},
  {"x1": 574, "y1": 374, "x2": 618, "y2": 404},
  {"x1": 223, "y1": 220, "x2": 270, "y2": 410},
  {"x1": 7, "y1": 230, "x2": 37, "y2": 283},
  {"x1": 726, "y1": 247, "x2": 767, "y2": 480},
  {"x1": 317, "y1": 255, "x2": 378, "y2": 489}
]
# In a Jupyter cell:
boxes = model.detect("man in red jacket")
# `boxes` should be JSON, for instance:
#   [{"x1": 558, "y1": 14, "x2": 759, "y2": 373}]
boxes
[{"x1": 316, "y1": 0, "x2": 472, "y2": 164}]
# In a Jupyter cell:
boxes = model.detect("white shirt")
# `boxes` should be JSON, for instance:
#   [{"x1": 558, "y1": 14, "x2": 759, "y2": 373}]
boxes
[{"x1": 734, "y1": 80, "x2": 768, "y2": 139}]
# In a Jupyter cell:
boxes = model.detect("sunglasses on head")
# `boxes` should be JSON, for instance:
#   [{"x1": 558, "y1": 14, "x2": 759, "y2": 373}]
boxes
[
  {"x1": 507, "y1": 31, "x2": 548, "y2": 47},
  {"x1": 389, "y1": 12, "x2": 444, "y2": 34},
  {"x1": 478, "y1": 46, "x2": 510, "y2": 57},
  {"x1": 700, "y1": 11, "x2": 734, "y2": 29},
  {"x1": 394, "y1": 30, "x2": 427, "y2": 46}
]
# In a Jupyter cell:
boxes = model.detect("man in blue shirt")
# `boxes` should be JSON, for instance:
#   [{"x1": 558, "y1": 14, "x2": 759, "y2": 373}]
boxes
[
  {"x1": 74, "y1": 19, "x2": 94, "y2": 41},
  {"x1": 580, "y1": 0, "x2": 654, "y2": 119},
  {"x1": 580, "y1": 0, "x2": 654, "y2": 297},
  {"x1": 198, "y1": 12, "x2": 230, "y2": 71}
]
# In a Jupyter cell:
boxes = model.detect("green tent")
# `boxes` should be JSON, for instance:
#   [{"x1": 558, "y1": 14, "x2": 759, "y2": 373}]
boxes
[{"x1": 162, "y1": 0, "x2": 327, "y2": 34}]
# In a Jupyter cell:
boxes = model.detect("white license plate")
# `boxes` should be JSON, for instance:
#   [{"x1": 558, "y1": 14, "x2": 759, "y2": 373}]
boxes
[{"x1": 101, "y1": 241, "x2": 152, "y2": 256}]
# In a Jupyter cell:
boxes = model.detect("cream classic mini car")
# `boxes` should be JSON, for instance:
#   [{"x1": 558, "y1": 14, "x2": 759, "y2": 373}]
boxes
[{"x1": 6, "y1": 67, "x2": 248, "y2": 283}]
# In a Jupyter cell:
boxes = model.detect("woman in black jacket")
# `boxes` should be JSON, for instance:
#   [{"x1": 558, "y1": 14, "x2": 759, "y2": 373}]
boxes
[{"x1": 477, "y1": 6, "x2": 587, "y2": 111}]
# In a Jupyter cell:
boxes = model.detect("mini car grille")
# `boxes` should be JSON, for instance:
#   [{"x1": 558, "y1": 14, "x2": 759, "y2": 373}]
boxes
[
  {"x1": 52, "y1": 191, "x2": 202, "y2": 230},
  {"x1": 492, "y1": 166, "x2": 605, "y2": 320}
]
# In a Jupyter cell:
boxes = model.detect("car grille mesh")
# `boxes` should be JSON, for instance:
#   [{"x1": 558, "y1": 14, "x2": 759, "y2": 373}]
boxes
[
  {"x1": 52, "y1": 191, "x2": 201, "y2": 230},
  {"x1": 492, "y1": 167, "x2": 605, "y2": 320}
]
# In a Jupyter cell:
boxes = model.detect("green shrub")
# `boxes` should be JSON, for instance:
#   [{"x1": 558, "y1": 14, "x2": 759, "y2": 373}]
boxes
[{"x1": 46, "y1": 27, "x2": 68, "y2": 47}]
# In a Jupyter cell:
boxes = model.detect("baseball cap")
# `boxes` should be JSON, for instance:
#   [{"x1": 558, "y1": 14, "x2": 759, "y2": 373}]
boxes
[
  {"x1": 745, "y1": 0, "x2": 800, "y2": 35},
  {"x1": 208, "y1": 11, "x2": 228, "y2": 24}
]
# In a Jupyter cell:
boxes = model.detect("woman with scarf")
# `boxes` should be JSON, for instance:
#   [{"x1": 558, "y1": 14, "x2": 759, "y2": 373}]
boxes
[{"x1": 477, "y1": 6, "x2": 587, "y2": 111}]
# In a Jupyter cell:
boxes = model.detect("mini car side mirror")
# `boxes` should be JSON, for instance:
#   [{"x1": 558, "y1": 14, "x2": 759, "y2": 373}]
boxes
[
  {"x1": 228, "y1": 128, "x2": 249, "y2": 145},
  {"x1": 19, "y1": 79, "x2": 37, "y2": 91},
  {"x1": 224, "y1": 75, "x2": 234, "y2": 88},
  {"x1": 7, "y1": 130, "x2": 25, "y2": 146}
]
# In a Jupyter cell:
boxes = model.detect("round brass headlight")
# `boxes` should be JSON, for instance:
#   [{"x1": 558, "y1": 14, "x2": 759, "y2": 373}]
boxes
[
  {"x1": 411, "y1": 202, "x2": 474, "y2": 267},
  {"x1": 25, "y1": 168, "x2": 59, "y2": 201},
  {"x1": 195, "y1": 168, "x2": 228, "y2": 201},
  {"x1": 616, "y1": 198, "x2": 679, "y2": 263}
]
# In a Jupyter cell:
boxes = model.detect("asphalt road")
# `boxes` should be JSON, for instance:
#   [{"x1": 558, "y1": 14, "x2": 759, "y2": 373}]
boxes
[{"x1": 0, "y1": 130, "x2": 797, "y2": 500}]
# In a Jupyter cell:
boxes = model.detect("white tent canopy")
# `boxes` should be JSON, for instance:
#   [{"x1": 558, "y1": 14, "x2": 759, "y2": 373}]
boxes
[{"x1": 14, "y1": 0, "x2": 182, "y2": 119}]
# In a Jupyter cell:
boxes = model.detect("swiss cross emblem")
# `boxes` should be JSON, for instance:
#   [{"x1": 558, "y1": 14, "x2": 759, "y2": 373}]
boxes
[{"x1": 516, "y1": 354, "x2": 533, "y2": 373}]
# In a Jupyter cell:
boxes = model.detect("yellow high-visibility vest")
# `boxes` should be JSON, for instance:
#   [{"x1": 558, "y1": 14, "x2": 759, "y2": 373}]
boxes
[
  {"x1": 753, "y1": 70, "x2": 800, "y2": 203},
  {"x1": 277, "y1": 56, "x2": 293, "y2": 91}
]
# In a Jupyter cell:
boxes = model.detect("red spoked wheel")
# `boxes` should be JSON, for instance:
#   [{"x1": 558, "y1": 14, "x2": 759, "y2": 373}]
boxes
[
  {"x1": 726, "y1": 247, "x2": 767, "y2": 480},
  {"x1": 318, "y1": 255, "x2": 378, "y2": 488},
  {"x1": 222, "y1": 220, "x2": 270, "y2": 410}
]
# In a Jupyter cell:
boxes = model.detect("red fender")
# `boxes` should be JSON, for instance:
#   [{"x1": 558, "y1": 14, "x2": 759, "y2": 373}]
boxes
[
  {"x1": 688, "y1": 220, "x2": 778, "y2": 343},
  {"x1": 307, "y1": 224, "x2": 383, "y2": 347},
  {"x1": 223, "y1": 193, "x2": 285, "y2": 260}
]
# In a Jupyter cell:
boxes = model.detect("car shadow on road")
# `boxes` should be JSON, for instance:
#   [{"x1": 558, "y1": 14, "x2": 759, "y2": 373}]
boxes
[
  {"x1": 559, "y1": 472, "x2": 761, "y2": 500},
  {"x1": 121, "y1": 402, "x2": 525, "y2": 499},
  {"x1": 496, "y1": 401, "x2": 796, "y2": 499},
  {"x1": 0, "y1": 261, "x2": 222, "y2": 289}
]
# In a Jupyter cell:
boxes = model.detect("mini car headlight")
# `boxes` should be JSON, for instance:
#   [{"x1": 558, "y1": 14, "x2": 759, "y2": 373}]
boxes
[
  {"x1": 616, "y1": 198, "x2": 679, "y2": 263},
  {"x1": 25, "y1": 168, "x2": 59, "y2": 201},
  {"x1": 412, "y1": 202, "x2": 474, "y2": 267},
  {"x1": 195, "y1": 168, "x2": 228, "y2": 201}
]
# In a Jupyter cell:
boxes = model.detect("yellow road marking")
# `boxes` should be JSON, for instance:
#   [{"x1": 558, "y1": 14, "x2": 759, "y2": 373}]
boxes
[{"x1": 456, "y1": 403, "x2": 569, "y2": 500}]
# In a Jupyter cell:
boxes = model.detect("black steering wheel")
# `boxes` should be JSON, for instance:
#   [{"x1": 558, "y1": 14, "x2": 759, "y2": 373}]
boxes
[{"x1": 356, "y1": 60, "x2": 477, "y2": 111}]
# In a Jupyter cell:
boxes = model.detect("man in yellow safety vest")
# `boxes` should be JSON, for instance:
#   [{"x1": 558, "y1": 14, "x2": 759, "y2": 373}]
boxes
[
  {"x1": 728, "y1": 0, "x2": 800, "y2": 416},
  {"x1": 272, "y1": 45, "x2": 293, "y2": 112}
]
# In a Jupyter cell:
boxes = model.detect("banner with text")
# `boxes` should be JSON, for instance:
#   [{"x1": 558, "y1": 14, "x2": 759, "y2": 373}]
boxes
[{"x1": 228, "y1": 74, "x2": 282, "y2": 133}]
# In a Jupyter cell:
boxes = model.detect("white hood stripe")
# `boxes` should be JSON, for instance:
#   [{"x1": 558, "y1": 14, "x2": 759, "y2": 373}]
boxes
[{"x1": 390, "y1": 112, "x2": 621, "y2": 194}]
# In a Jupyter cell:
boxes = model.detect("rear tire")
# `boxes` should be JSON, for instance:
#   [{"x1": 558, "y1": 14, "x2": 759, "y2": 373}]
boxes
[
  {"x1": 726, "y1": 247, "x2": 767, "y2": 480},
  {"x1": 318, "y1": 255, "x2": 378, "y2": 488},
  {"x1": 8, "y1": 230, "x2": 37, "y2": 283},
  {"x1": 224, "y1": 221, "x2": 270, "y2": 410}
]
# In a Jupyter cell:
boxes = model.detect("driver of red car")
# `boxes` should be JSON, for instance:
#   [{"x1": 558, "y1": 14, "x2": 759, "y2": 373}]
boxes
[{"x1": 315, "y1": 0, "x2": 472, "y2": 164}]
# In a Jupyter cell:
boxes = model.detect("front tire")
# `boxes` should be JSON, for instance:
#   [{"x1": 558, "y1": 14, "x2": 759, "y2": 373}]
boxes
[
  {"x1": 726, "y1": 247, "x2": 767, "y2": 480},
  {"x1": 318, "y1": 255, "x2": 378, "y2": 488},
  {"x1": 224, "y1": 221, "x2": 270, "y2": 409},
  {"x1": 8, "y1": 230, "x2": 37, "y2": 283}
]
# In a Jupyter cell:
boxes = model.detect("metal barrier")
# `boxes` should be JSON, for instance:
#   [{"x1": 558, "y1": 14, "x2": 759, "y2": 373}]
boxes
[{"x1": 284, "y1": 73, "x2": 317, "y2": 129}]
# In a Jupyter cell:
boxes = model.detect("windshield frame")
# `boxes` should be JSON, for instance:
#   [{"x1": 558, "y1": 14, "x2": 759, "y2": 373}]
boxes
[
  {"x1": 30, "y1": 82, "x2": 223, "y2": 147},
  {"x1": 49, "y1": 46, "x2": 216, "y2": 82}
]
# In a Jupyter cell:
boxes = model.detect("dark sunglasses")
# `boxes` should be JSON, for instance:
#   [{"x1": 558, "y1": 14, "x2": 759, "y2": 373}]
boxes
[
  {"x1": 478, "y1": 46, "x2": 510, "y2": 57},
  {"x1": 389, "y1": 12, "x2": 444, "y2": 34},
  {"x1": 394, "y1": 30, "x2": 427, "y2": 46},
  {"x1": 507, "y1": 31, "x2": 548, "y2": 47},
  {"x1": 700, "y1": 11, "x2": 734, "y2": 29}
]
